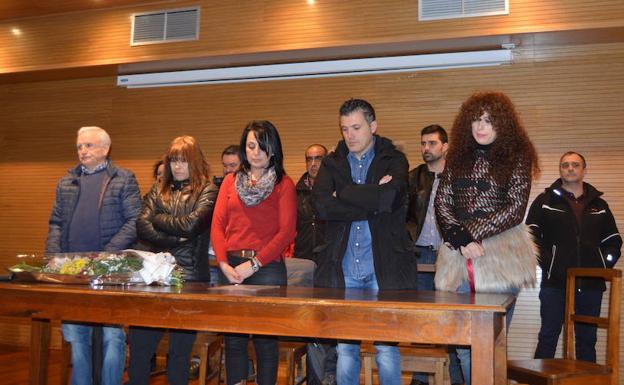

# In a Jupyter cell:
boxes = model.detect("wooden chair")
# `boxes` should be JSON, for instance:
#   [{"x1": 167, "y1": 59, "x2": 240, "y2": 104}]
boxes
[
  {"x1": 508, "y1": 267, "x2": 621, "y2": 385},
  {"x1": 279, "y1": 340, "x2": 308, "y2": 385},
  {"x1": 361, "y1": 342, "x2": 451, "y2": 385},
  {"x1": 195, "y1": 332, "x2": 224, "y2": 385}
]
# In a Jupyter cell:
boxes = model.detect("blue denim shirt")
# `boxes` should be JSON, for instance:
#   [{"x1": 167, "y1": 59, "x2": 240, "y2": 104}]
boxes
[{"x1": 342, "y1": 141, "x2": 376, "y2": 279}]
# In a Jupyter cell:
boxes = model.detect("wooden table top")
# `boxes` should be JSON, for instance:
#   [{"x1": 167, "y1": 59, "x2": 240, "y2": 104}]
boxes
[{"x1": 0, "y1": 281, "x2": 514, "y2": 310}]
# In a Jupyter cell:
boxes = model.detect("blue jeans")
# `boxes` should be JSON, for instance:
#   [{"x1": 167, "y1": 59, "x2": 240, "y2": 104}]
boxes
[
  {"x1": 414, "y1": 246, "x2": 436, "y2": 291},
  {"x1": 534, "y1": 286, "x2": 603, "y2": 362},
  {"x1": 62, "y1": 323, "x2": 126, "y2": 385},
  {"x1": 337, "y1": 274, "x2": 401, "y2": 385},
  {"x1": 454, "y1": 281, "x2": 518, "y2": 385}
]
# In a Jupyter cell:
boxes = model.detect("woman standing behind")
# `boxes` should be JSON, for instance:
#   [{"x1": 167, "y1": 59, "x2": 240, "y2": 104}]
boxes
[
  {"x1": 211, "y1": 120, "x2": 297, "y2": 385},
  {"x1": 128, "y1": 135, "x2": 217, "y2": 385},
  {"x1": 434, "y1": 91, "x2": 539, "y2": 385}
]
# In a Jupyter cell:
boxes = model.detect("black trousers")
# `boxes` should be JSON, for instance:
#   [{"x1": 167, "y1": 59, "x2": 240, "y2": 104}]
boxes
[
  {"x1": 127, "y1": 327, "x2": 196, "y2": 385},
  {"x1": 219, "y1": 256, "x2": 287, "y2": 385}
]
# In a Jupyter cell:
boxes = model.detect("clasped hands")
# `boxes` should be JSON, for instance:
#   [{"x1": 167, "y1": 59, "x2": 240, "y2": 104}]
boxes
[
  {"x1": 460, "y1": 241, "x2": 484, "y2": 259},
  {"x1": 219, "y1": 260, "x2": 255, "y2": 284}
]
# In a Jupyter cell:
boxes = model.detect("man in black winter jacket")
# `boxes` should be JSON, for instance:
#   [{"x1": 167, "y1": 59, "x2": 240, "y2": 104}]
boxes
[
  {"x1": 528, "y1": 151, "x2": 622, "y2": 362},
  {"x1": 314, "y1": 98, "x2": 417, "y2": 385}
]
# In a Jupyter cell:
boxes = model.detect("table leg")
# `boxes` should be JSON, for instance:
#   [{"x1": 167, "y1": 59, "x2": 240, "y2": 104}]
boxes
[
  {"x1": 30, "y1": 318, "x2": 50, "y2": 385},
  {"x1": 471, "y1": 312, "x2": 507, "y2": 385}
]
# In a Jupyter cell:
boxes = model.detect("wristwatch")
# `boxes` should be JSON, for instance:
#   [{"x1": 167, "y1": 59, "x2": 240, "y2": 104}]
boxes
[{"x1": 250, "y1": 257, "x2": 261, "y2": 273}]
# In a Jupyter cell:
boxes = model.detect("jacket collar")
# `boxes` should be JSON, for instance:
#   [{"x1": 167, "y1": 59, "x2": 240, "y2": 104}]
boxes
[
  {"x1": 296, "y1": 172, "x2": 313, "y2": 191},
  {"x1": 69, "y1": 160, "x2": 117, "y2": 178},
  {"x1": 332, "y1": 134, "x2": 396, "y2": 160},
  {"x1": 547, "y1": 178, "x2": 602, "y2": 201}
]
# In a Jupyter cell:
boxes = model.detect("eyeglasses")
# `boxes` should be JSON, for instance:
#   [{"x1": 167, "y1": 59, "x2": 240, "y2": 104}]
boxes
[{"x1": 305, "y1": 156, "x2": 324, "y2": 163}]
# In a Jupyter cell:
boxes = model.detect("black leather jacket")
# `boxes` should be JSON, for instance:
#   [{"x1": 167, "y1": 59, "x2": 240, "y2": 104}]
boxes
[
  {"x1": 406, "y1": 163, "x2": 435, "y2": 242},
  {"x1": 137, "y1": 181, "x2": 218, "y2": 282},
  {"x1": 294, "y1": 173, "x2": 326, "y2": 263}
]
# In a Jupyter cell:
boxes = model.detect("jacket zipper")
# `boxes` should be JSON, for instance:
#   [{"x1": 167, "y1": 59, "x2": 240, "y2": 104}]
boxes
[
  {"x1": 598, "y1": 248, "x2": 607, "y2": 268},
  {"x1": 547, "y1": 245, "x2": 557, "y2": 279}
]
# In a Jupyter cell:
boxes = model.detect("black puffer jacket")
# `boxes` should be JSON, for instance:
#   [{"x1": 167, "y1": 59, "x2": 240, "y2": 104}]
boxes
[
  {"x1": 406, "y1": 163, "x2": 435, "y2": 241},
  {"x1": 526, "y1": 179, "x2": 622, "y2": 291},
  {"x1": 137, "y1": 181, "x2": 218, "y2": 282},
  {"x1": 313, "y1": 136, "x2": 417, "y2": 290}
]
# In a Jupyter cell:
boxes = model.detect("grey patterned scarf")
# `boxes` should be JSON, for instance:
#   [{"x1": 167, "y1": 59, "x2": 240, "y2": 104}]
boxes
[{"x1": 235, "y1": 167, "x2": 277, "y2": 207}]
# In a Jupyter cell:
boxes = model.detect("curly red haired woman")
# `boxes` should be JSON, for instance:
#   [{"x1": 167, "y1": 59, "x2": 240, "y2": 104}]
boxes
[{"x1": 434, "y1": 91, "x2": 539, "y2": 385}]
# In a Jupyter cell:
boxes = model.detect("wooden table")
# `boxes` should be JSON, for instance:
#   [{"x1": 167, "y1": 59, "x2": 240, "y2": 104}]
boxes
[{"x1": 0, "y1": 282, "x2": 514, "y2": 385}]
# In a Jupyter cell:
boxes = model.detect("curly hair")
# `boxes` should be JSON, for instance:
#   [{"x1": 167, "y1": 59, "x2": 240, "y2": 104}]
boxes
[{"x1": 446, "y1": 91, "x2": 539, "y2": 184}]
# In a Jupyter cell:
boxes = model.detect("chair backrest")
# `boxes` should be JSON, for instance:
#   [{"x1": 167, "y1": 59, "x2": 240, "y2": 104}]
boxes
[{"x1": 564, "y1": 268, "x2": 621, "y2": 384}]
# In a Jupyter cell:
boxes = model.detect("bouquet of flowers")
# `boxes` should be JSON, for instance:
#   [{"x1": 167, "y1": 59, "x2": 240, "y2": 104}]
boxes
[{"x1": 9, "y1": 250, "x2": 183, "y2": 286}]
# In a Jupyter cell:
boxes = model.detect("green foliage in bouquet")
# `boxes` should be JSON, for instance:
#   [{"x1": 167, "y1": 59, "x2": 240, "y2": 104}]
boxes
[
  {"x1": 8, "y1": 253, "x2": 143, "y2": 277},
  {"x1": 88, "y1": 255, "x2": 143, "y2": 276},
  {"x1": 169, "y1": 267, "x2": 184, "y2": 287},
  {"x1": 8, "y1": 261, "x2": 44, "y2": 273}
]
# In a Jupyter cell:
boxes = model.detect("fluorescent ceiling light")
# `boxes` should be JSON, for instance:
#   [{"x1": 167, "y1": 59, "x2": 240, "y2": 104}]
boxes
[{"x1": 117, "y1": 49, "x2": 512, "y2": 88}]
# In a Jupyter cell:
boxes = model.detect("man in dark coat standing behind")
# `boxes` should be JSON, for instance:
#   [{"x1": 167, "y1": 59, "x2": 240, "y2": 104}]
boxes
[
  {"x1": 313, "y1": 98, "x2": 417, "y2": 385},
  {"x1": 529, "y1": 151, "x2": 621, "y2": 362}
]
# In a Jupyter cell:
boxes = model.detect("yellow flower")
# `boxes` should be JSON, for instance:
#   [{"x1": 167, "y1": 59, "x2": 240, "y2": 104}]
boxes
[{"x1": 59, "y1": 258, "x2": 88, "y2": 275}]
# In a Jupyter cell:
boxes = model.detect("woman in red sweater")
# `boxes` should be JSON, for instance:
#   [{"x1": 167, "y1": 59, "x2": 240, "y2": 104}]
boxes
[{"x1": 211, "y1": 120, "x2": 297, "y2": 385}]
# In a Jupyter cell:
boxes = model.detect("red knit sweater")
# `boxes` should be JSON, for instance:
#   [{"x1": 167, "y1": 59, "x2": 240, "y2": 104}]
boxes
[{"x1": 211, "y1": 173, "x2": 297, "y2": 266}]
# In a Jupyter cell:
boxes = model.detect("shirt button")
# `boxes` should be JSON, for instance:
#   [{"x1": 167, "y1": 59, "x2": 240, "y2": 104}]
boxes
[
  {"x1": 356, "y1": 259, "x2": 360, "y2": 263},
  {"x1": 355, "y1": 243, "x2": 359, "y2": 247},
  {"x1": 357, "y1": 226, "x2": 360, "y2": 230},
  {"x1": 357, "y1": 179, "x2": 361, "y2": 183}
]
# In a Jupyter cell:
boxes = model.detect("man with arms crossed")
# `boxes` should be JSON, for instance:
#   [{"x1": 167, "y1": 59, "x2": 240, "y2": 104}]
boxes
[{"x1": 314, "y1": 99, "x2": 417, "y2": 385}]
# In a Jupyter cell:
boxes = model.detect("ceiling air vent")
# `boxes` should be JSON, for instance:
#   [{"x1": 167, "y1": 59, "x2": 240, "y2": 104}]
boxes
[
  {"x1": 131, "y1": 7, "x2": 199, "y2": 46},
  {"x1": 419, "y1": 0, "x2": 508, "y2": 21}
]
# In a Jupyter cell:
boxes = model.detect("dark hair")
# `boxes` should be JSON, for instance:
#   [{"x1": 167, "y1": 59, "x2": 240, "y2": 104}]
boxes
[
  {"x1": 152, "y1": 159, "x2": 164, "y2": 180},
  {"x1": 339, "y1": 98, "x2": 376, "y2": 124},
  {"x1": 161, "y1": 136, "x2": 210, "y2": 201},
  {"x1": 305, "y1": 144, "x2": 328, "y2": 154},
  {"x1": 560, "y1": 151, "x2": 587, "y2": 168},
  {"x1": 421, "y1": 124, "x2": 448, "y2": 144},
  {"x1": 446, "y1": 91, "x2": 539, "y2": 184},
  {"x1": 221, "y1": 145, "x2": 240, "y2": 158},
  {"x1": 238, "y1": 120, "x2": 286, "y2": 183}
]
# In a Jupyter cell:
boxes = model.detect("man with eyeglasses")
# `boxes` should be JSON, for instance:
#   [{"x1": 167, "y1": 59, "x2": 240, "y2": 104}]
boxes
[
  {"x1": 46, "y1": 126, "x2": 142, "y2": 385},
  {"x1": 292, "y1": 144, "x2": 336, "y2": 385},
  {"x1": 528, "y1": 151, "x2": 621, "y2": 362},
  {"x1": 294, "y1": 144, "x2": 328, "y2": 265}
]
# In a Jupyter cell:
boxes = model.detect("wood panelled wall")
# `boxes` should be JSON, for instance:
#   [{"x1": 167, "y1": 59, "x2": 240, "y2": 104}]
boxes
[
  {"x1": 1, "y1": 0, "x2": 624, "y2": 74},
  {"x1": 1, "y1": 41, "x2": 623, "y2": 362}
]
